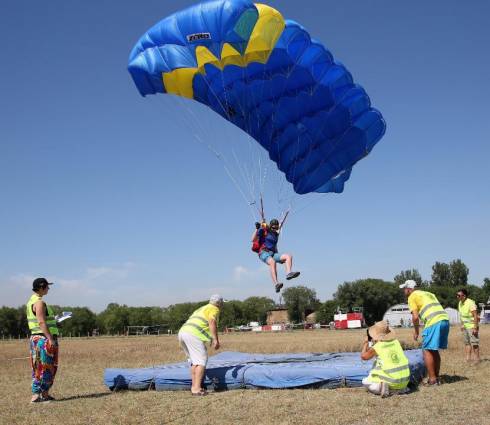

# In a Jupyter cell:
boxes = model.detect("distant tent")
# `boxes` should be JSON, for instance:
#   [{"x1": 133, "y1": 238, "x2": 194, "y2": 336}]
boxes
[
  {"x1": 444, "y1": 307, "x2": 460, "y2": 326},
  {"x1": 481, "y1": 301, "x2": 490, "y2": 324},
  {"x1": 383, "y1": 304, "x2": 412, "y2": 327}
]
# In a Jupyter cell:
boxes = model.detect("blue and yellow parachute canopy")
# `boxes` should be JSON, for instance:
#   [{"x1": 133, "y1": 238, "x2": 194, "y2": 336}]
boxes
[{"x1": 128, "y1": 0, "x2": 386, "y2": 195}]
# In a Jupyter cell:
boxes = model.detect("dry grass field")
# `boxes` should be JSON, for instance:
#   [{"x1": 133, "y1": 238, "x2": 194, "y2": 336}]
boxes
[{"x1": 1, "y1": 327, "x2": 489, "y2": 425}]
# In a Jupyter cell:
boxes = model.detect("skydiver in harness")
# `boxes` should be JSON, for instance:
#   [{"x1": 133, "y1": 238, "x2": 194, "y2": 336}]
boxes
[{"x1": 252, "y1": 218, "x2": 300, "y2": 293}]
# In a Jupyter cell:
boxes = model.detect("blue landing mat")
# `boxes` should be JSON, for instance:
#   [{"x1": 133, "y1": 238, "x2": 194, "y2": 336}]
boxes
[{"x1": 104, "y1": 350, "x2": 426, "y2": 391}]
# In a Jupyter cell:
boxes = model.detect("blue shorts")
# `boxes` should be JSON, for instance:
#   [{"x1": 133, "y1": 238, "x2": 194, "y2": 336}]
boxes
[
  {"x1": 259, "y1": 251, "x2": 283, "y2": 264},
  {"x1": 422, "y1": 320, "x2": 449, "y2": 350}
]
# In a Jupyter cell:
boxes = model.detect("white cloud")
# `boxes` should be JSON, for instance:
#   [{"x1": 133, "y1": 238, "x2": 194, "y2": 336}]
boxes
[
  {"x1": 0, "y1": 262, "x2": 139, "y2": 311},
  {"x1": 86, "y1": 262, "x2": 135, "y2": 281},
  {"x1": 232, "y1": 264, "x2": 267, "y2": 282},
  {"x1": 233, "y1": 265, "x2": 249, "y2": 281},
  {"x1": 1, "y1": 261, "x2": 282, "y2": 311},
  {"x1": 9, "y1": 273, "x2": 35, "y2": 289}
]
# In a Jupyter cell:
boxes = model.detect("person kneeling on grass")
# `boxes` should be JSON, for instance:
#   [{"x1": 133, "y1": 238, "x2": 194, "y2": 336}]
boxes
[
  {"x1": 360, "y1": 321, "x2": 410, "y2": 398},
  {"x1": 178, "y1": 294, "x2": 224, "y2": 396}
]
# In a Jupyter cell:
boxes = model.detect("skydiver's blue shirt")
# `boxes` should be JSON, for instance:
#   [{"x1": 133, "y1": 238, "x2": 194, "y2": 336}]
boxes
[{"x1": 257, "y1": 228, "x2": 279, "y2": 252}]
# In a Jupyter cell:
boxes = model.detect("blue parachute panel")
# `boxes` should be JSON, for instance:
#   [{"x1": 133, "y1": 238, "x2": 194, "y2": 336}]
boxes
[
  {"x1": 128, "y1": 1, "x2": 386, "y2": 194},
  {"x1": 104, "y1": 350, "x2": 425, "y2": 391}
]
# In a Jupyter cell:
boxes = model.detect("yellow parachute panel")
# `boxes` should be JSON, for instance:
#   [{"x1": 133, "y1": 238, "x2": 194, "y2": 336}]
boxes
[
  {"x1": 244, "y1": 4, "x2": 285, "y2": 65},
  {"x1": 161, "y1": 3, "x2": 285, "y2": 99}
]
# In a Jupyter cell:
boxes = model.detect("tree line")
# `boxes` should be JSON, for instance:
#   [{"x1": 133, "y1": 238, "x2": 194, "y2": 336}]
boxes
[
  {"x1": 1, "y1": 259, "x2": 489, "y2": 337},
  {"x1": 0, "y1": 297, "x2": 277, "y2": 338},
  {"x1": 316, "y1": 259, "x2": 490, "y2": 325}
]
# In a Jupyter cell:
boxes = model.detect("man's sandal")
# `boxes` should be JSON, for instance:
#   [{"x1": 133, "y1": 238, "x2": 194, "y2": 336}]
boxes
[{"x1": 191, "y1": 390, "x2": 208, "y2": 396}]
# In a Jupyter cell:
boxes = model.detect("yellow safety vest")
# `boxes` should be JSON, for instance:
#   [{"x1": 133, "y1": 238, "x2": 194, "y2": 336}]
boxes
[
  {"x1": 368, "y1": 339, "x2": 410, "y2": 390},
  {"x1": 26, "y1": 294, "x2": 59, "y2": 336},
  {"x1": 458, "y1": 298, "x2": 477, "y2": 329},
  {"x1": 179, "y1": 304, "x2": 219, "y2": 342},
  {"x1": 411, "y1": 290, "x2": 449, "y2": 328}
]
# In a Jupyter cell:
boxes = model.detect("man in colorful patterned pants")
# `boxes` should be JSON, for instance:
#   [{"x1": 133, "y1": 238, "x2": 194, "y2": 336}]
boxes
[
  {"x1": 26, "y1": 277, "x2": 59, "y2": 403},
  {"x1": 30, "y1": 335, "x2": 58, "y2": 397}
]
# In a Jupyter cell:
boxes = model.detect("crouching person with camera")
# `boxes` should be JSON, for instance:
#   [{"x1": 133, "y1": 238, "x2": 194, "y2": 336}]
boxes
[{"x1": 361, "y1": 321, "x2": 410, "y2": 398}]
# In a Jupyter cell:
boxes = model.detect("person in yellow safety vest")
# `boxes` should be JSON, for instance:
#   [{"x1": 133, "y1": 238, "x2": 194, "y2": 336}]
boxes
[
  {"x1": 360, "y1": 320, "x2": 411, "y2": 397},
  {"x1": 178, "y1": 294, "x2": 224, "y2": 396},
  {"x1": 26, "y1": 277, "x2": 59, "y2": 403},
  {"x1": 400, "y1": 279, "x2": 450, "y2": 386},
  {"x1": 457, "y1": 288, "x2": 480, "y2": 364}
]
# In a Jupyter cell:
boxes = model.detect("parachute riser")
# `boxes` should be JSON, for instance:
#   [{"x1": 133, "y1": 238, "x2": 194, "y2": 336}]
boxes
[
  {"x1": 260, "y1": 194, "x2": 265, "y2": 223},
  {"x1": 279, "y1": 209, "x2": 290, "y2": 230}
]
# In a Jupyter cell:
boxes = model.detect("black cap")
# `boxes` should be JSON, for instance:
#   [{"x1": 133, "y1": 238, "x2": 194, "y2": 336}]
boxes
[
  {"x1": 270, "y1": 219, "x2": 279, "y2": 227},
  {"x1": 32, "y1": 277, "x2": 54, "y2": 291}
]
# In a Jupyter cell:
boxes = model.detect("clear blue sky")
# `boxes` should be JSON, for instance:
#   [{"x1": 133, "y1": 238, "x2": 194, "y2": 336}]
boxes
[{"x1": 1, "y1": 0, "x2": 489, "y2": 311}]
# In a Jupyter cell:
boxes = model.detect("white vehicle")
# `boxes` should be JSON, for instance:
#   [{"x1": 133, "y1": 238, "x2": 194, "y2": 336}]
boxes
[
  {"x1": 236, "y1": 322, "x2": 261, "y2": 331},
  {"x1": 479, "y1": 299, "x2": 490, "y2": 324}
]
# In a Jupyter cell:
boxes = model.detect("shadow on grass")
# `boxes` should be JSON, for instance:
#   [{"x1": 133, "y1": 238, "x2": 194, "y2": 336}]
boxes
[
  {"x1": 439, "y1": 374, "x2": 468, "y2": 384},
  {"x1": 407, "y1": 374, "x2": 468, "y2": 391},
  {"x1": 55, "y1": 392, "x2": 113, "y2": 402}
]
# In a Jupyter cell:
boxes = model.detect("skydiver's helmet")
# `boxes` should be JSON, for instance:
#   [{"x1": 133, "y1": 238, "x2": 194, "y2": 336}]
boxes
[{"x1": 270, "y1": 219, "x2": 279, "y2": 231}]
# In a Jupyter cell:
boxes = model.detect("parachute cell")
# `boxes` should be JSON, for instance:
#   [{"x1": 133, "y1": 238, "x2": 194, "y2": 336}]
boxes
[{"x1": 128, "y1": 0, "x2": 386, "y2": 194}]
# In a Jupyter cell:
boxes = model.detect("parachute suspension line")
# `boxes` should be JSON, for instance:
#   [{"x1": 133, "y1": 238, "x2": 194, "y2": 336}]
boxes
[
  {"x1": 290, "y1": 195, "x2": 322, "y2": 216},
  {"x1": 226, "y1": 66, "x2": 265, "y2": 211},
  {"x1": 174, "y1": 81, "x2": 255, "y2": 222},
  {"x1": 165, "y1": 94, "x2": 258, "y2": 221},
  {"x1": 194, "y1": 133, "x2": 257, "y2": 221},
  {"x1": 230, "y1": 147, "x2": 256, "y2": 209},
  {"x1": 240, "y1": 56, "x2": 275, "y2": 210},
  {"x1": 200, "y1": 74, "x2": 258, "y2": 206},
  {"x1": 215, "y1": 68, "x2": 273, "y2": 220},
  {"x1": 168, "y1": 38, "x2": 332, "y2": 224},
  {"x1": 241, "y1": 53, "x2": 294, "y2": 220},
  {"x1": 218, "y1": 77, "x2": 255, "y2": 200}
]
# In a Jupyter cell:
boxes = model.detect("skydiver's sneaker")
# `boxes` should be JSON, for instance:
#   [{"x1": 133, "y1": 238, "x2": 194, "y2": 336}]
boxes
[
  {"x1": 275, "y1": 283, "x2": 284, "y2": 293},
  {"x1": 286, "y1": 271, "x2": 300, "y2": 280}
]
